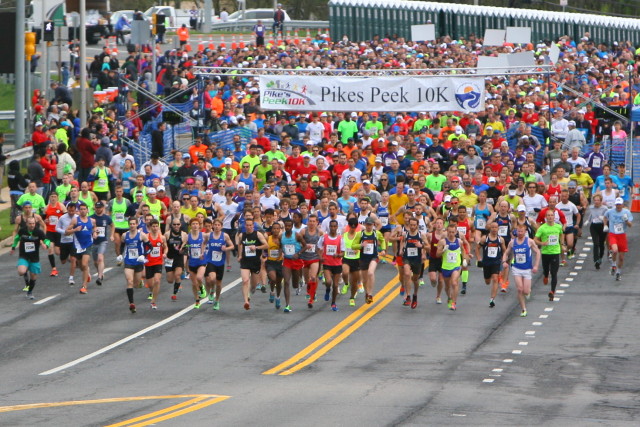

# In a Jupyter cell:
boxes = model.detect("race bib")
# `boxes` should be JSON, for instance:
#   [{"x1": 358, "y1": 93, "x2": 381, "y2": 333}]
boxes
[
  {"x1": 614, "y1": 223, "x2": 624, "y2": 234},
  {"x1": 211, "y1": 251, "x2": 222, "y2": 262},
  {"x1": 164, "y1": 257, "x2": 174, "y2": 267},
  {"x1": 592, "y1": 157, "x2": 601, "y2": 168},
  {"x1": 498, "y1": 225, "x2": 508, "y2": 236},
  {"x1": 150, "y1": 246, "x2": 160, "y2": 257},
  {"x1": 446, "y1": 251, "x2": 458, "y2": 264},
  {"x1": 487, "y1": 247, "x2": 498, "y2": 258},
  {"x1": 345, "y1": 248, "x2": 358, "y2": 257},
  {"x1": 269, "y1": 249, "x2": 280, "y2": 258},
  {"x1": 468, "y1": 165, "x2": 476, "y2": 174},
  {"x1": 457, "y1": 226, "x2": 467, "y2": 236},
  {"x1": 98, "y1": 178, "x2": 107, "y2": 187},
  {"x1": 190, "y1": 247, "x2": 201, "y2": 258},
  {"x1": 547, "y1": 235, "x2": 558, "y2": 245},
  {"x1": 476, "y1": 218, "x2": 486, "y2": 229},
  {"x1": 552, "y1": 158, "x2": 560, "y2": 167},
  {"x1": 284, "y1": 244, "x2": 295, "y2": 256},
  {"x1": 379, "y1": 217, "x2": 389, "y2": 226},
  {"x1": 115, "y1": 213, "x2": 125, "y2": 222},
  {"x1": 326, "y1": 245, "x2": 337, "y2": 256},
  {"x1": 128, "y1": 248, "x2": 138, "y2": 259},
  {"x1": 407, "y1": 247, "x2": 418, "y2": 257},
  {"x1": 466, "y1": 207, "x2": 473, "y2": 216},
  {"x1": 244, "y1": 246, "x2": 256, "y2": 256},
  {"x1": 49, "y1": 216, "x2": 58, "y2": 225},
  {"x1": 122, "y1": 180, "x2": 130, "y2": 189},
  {"x1": 76, "y1": 247, "x2": 86, "y2": 254},
  {"x1": 97, "y1": 227, "x2": 106, "y2": 237},
  {"x1": 363, "y1": 243, "x2": 374, "y2": 255},
  {"x1": 25, "y1": 242, "x2": 36, "y2": 253},
  {"x1": 306, "y1": 245, "x2": 316, "y2": 253},
  {"x1": 515, "y1": 253, "x2": 526, "y2": 264}
]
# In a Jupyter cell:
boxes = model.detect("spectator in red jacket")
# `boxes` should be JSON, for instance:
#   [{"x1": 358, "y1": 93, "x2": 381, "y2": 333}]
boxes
[
  {"x1": 39, "y1": 148, "x2": 57, "y2": 200},
  {"x1": 76, "y1": 128, "x2": 98, "y2": 183},
  {"x1": 31, "y1": 121, "x2": 49, "y2": 151}
]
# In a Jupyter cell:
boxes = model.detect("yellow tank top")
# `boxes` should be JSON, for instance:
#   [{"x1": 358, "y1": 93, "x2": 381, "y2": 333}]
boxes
[
  {"x1": 343, "y1": 231, "x2": 360, "y2": 260},
  {"x1": 267, "y1": 235, "x2": 283, "y2": 261}
]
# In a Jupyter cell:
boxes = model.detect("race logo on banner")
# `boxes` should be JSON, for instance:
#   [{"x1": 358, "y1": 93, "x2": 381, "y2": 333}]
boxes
[{"x1": 259, "y1": 76, "x2": 485, "y2": 112}]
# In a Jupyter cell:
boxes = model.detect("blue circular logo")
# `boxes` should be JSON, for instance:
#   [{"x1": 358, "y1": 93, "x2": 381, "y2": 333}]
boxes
[{"x1": 455, "y1": 83, "x2": 482, "y2": 110}]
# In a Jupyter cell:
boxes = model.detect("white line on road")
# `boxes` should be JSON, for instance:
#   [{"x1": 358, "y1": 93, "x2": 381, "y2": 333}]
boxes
[
  {"x1": 556, "y1": 290, "x2": 565, "y2": 294},
  {"x1": 518, "y1": 342, "x2": 528, "y2": 346},
  {"x1": 93, "y1": 267, "x2": 113, "y2": 277},
  {"x1": 539, "y1": 314, "x2": 549, "y2": 318},
  {"x1": 503, "y1": 359, "x2": 513, "y2": 363},
  {"x1": 512, "y1": 350, "x2": 522, "y2": 354},
  {"x1": 566, "y1": 278, "x2": 574, "y2": 281},
  {"x1": 576, "y1": 260, "x2": 584, "y2": 264},
  {"x1": 532, "y1": 322, "x2": 543, "y2": 326},
  {"x1": 482, "y1": 378, "x2": 495, "y2": 383},
  {"x1": 34, "y1": 294, "x2": 60, "y2": 305},
  {"x1": 525, "y1": 331, "x2": 536, "y2": 335},
  {"x1": 39, "y1": 277, "x2": 242, "y2": 375},
  {"x1": 492, "y1": 368, "x2": 503, "y2": 372}
]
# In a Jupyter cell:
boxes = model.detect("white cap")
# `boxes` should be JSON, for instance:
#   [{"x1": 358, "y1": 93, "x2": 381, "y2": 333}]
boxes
[
  {"x1": 501, "y1": 141, "x2": 509, "y2": 147},
  {"x1": 147, "y1": 187, "x2": 157, "y2": 194},
  {"x1": 224, "y1": 158, "x2": 232, "y2": 165},
  {"x1": 35, "y1": 121, "x2": 43, "y2": 127},
  {"x1": 568, "y1": 120, "x2": 576, "y2": 126},
  {"x1": 363, "y1": 179, "x2": 371, "y2": 185},
  {"x1": 615, "y1": 197, "x2": 624, "y2": 205},
  {"x1": 444, "y1": 195, "x2": 452, "y2": 202},
  {"x1": 302, "y1": 153, "x2": 311, "y2": 158},
  {"x1": 398, "y1": 149, "x2": 406, "y2": 156},
  {"x1": 375, "y1": 156, "x2": 382, "y2": 163},
  {"x1": 157, "y1": 185, "x2": 166, "y2": 192},
  {"x1": 320, "y1": 112, "x2": 327, "y2": 117},
  {"x1": 351, "y1": 112, "x2": 358, "y2": 118},
  {"x1": 455, "y1": 125, "x2": 463, "y2": 135},
  {"x1": 517, "y1": 205, "x2": 526, "y2": 212},
  {"x1": 237, "y1": 182, "x2": 246, "y2": 189},
  {"x1": 391, "y1": 141, "x2": 398, "y2": 146},
  {"x1": 488, "y1": 177, "x2": 497, "y2": 183}
]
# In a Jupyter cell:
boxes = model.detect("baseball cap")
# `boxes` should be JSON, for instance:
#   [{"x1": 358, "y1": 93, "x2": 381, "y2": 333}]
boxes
[
  {"x1": 455, "y1": 125, "x2": 463, "y2": 135},
  {"x1": 35, "y1": 121, "x2": 43, "y2": 127},
  {"x1": 391, "y1": 141, "x2": 398, "y2": 146},
  {"x1": 458, "y1": 164, "x2": 466, "y2": 170},
  {"x1": 444, "y1": 195, "x2": 452, "y2": 202},
  {"x1": 95, "y1": 201, "x2": 105, "y2": 208},
  {"x1": 185, "y1": 178, "x2": 195, "y2": 184},
  {"x1": 517, "y1": 205, "x2": 526, "y2": 212},
  {"x1": 237, "y1": 182, "x2": 246, "y2": 189},
  {"x1": 224, "y1": 158, "x2": 232, "y2": 165},
  {"x1": 568, "y1": 181, "x2": 577, "y2": 188},
  {"x1": 311, "y1": 176, "x2": 320, "y2": 182},
  {"x1": 407, "y1": 188, "x2": 416, "y2": 195},
  {"x1": 351, "y1": 112, "x2": 358, "y2": 118},
  {"x1": 61, "y1": 121, "x2": 71, "y2": 127},
  {"x1": 147, "y1": 187, "x2": 157, "y2": 194},
  {"x1": 615, "y1": 197, "x2": 624, "y2": 205},
  {"x1": 451, "y1": 176, "x2": 460, "y2": 182},
  {"x1": 302, "y1": 153, "x2": 311, "y2": 158},
  {"x1": 375, "y1": 156, "x2": 382, "y2": 163},
  {"x1": 363, "y1": 179, "x2": 371, "y2": 185},
  {"x1": 488, "y1": 177, "x2": 497, "y2": 183},
  {"x1": 568, "y1": 120, "x2": 576, "y2": 126},
  {"x1": 364, "y1": 217, "x2": 375, "y2": 225},
  {"x1": 398, "y1": 149, "x2": 405, "y2": 156},
  {"x1": 157, "y1": 185, "x2": 166, "y2": 192}
]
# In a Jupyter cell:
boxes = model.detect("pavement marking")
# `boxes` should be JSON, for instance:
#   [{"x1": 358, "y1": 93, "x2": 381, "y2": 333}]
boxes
[
  {"x1": 576, "y1": 259, "x2": 584, "y2": 264},
  {"x1": 525, "y1": 331, "x2": 536, "y2": 335},
  {"x1": 579, "y1": 253, "x2": 588, "y2": 258},
  {"x1": 553, "y1": 297, "x2": 561, "y2": 301},
  {"x1": 556, "y1": 290, "x2": 565, "y2": 294},
  {"x1": 277, "y1": 281, "x2": 401, "y2": 375},
  {"x1": 583, "y1": 247, "x2": 591, "y2": 251},
  {"x1": 263, "y1": 275, "x2": 399, "y2": 376},
  {"x1": 39, "y1": 278, "x2": 242, "y2": 376},
  {"x1": 532, "y1": 322, "x2": 543, "y2": 326},
  {"x1": 492, "y1": 368, "x2": 503, "y2": 372},
  {"x1": 93, "y1": 267, "x2": 113, "y2": 277},
  {"x1": 518, "y1": 342, "x2": 528, "y2": 346},
  {"x1": 482, "y1": 378, "x2": 495, "y2": 383},
  {"x1": 33, "y1": 294, "x2": 60, "y2": 305},
  {"x1": 585, "y1": 241, "x2": 593, "y2": 246},
  {"x1": 512, "y1": 350, "x2": 522, "y2": 354},
  {"x1": 575, "y1": 266, "x2": 582, "y2": 270},
  {"x1": 565, "y1": 277, "x2": 574, "y2": 281},
  {"x1": 560, "y1": 284, "x2": 570, "y2": 287},
  {"x1": 503, "y1": 359, "x2": 513, "y2": 363},
  {"x1": 569, "y1": 272, "x2": 578, "y2": 276},
  {"x1": 539, "y1": 314, "x2": 549, "y2": 318}
]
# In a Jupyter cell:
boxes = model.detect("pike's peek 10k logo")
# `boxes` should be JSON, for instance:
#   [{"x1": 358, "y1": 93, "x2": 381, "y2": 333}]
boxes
[
  {"x1": 262, "y1": 80, "x2": 316, "y2": 106},
  {"x1": 455, "y1": 83, "x2": 482, "y2": 110}
]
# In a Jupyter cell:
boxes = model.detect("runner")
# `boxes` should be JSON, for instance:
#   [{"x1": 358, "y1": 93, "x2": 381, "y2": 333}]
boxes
[
  {"x1": 122, "y1": 218, "x2": 148, "y2": 313},
  {"x1": 108, "y1": 186, "x2": 131, "y2": 266},
  {"x1": 503, "y1": 223, "x2": 541, "y2": 317},
  {"x1": 472, "y1": 191, "x2": 493, "y2": 265},
  {"x1": 426, "y1": 217, "x2": 446, "y2": 303},
  {"x1": 56, "y1": 202, "x2": 78, "y2": 286},
  {"x1": 91, "y1": 201, "x2": 112, "y2": 286},
  {"x1": 163, "y1": 218, "x2": 187, "y2": 301},
  {"x1": 11, "y1": 216, "x2": 49, "y2": 299},
  {"x1": 144, "y1": 219, "x2": 167, "y2": 309},
  {"x1": 351, "y1": 216, "x2": 386, "y2": 305},
  {"x1": 300, "y1": 214, "x2": 323, "y2": 308},
  {"x1": 318, "y1": 219, "x2": 344, "y2": 311},
  {"x1": 398, "y1": 216, "x2": 428, "y2": 309},
  {"x1": 280, "y1": 218, "x2": 306, "y2": 312},
  {"x1": 478, "y1": 222, "x2": 506, "y2": 308},
  {"x1": 453, "y1": 205, "x2": 474, "y2": 295},
  {"x1": 557, "y1": 188, "x2": 580, "y2": 265},
  {"x1": 588, "y1": 194, "x2": 608, "y2": 270},
  {"x1": 204, "y1": 218, "x2": 234, "y2": 310},
  {"x1": 534, "y1": 209, "x2": 565, "y2": 301},
  {"x1": 237, "y1": 218, "x2": 268, "y2": 310},
  {"x1": 604, "y1": 197, "x2": 633, "y2": 281},
  {"x1": 66, "y1": 203, "x2": 97, "y2": 294},
  {"x1": 43, "y1": 193, "x2": 66, "y2": 277},
  {"x1": 186, "y1": 218, "x2": 208, "y2": 308},
  {"x1": 266, "y1": 222, "x2": 285, "y2": 309},
  {"x1": 437, "y1": 223, "x2": 468, "y2": 311},
  {"x1": 488, "y1": 200, "x2": 516, "y2": 292},
  {"x1": 341, "y1": 217, "x2": 361, "y2": 306}
]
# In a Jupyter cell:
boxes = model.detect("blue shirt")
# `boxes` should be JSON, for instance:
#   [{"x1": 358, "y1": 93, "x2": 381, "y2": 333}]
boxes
[{"x1": 604, "y1": 208, "x2": 633, "y2": 235}]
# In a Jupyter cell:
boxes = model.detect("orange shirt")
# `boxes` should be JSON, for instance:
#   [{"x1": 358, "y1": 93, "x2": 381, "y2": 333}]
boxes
[
  {"x1": 189, "y1": 144, "x2": 208, "y2": 163},
  {"x1": 177, "y1": 27, "x2": 189, "y2": 42}
]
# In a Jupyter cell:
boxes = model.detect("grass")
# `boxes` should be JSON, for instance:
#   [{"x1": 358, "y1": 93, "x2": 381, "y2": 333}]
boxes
[
  {"x1": 0, "y1": 82, "x2": 16, "y2": 134},
  {"x1": 0, "y1": 205, "x2": 12, "y2": 242}
]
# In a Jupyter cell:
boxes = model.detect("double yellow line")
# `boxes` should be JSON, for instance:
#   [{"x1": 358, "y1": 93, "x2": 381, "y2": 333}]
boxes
[{"x1": 263, "y1": 275, "x2": 400, "y2": 376}]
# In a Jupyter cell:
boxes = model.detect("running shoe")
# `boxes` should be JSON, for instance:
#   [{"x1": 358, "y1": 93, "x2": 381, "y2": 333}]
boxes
[
  {"x1": 116, "y1": 255, "x2": 123, "y2": 266},
  {"x1": 358, "y1": 284, "x2": 364, "y2": 294},
  {"x1": 331, "y1": 303, "x2": 338, "y2": 311},
  {"x1": 340, "y1": 283, "x2": 349, "y2": 295},
  {"x1": 568, "y1": 253, "x2": 574, "y2": 260},
  {"x1": 96, "y1": 277, "x2": 103, "y2": 286},
  {"x1": 450, "y1": 302, "x2": 457, "y2": 311},
  {"x1": 308, "y1": 299, "x2": 314, "y2": 309},
  {"x1": 283, "y1": 305, "x2": 291, "y2": 313},
  {"x1": 380, "y1": 258, "x2": 388, "y2": 264},
  {"x1": 244, "y1": 302, "x2": 251, "y2": 310},
  {"x1": 50, "y1": 268, "x2": 58, "y2": 277},
  {"x1": 79, "y1": 286, "x2": 87, "y2": 294},
  {"x1": 349, "y1": 298, "x2": 356, "y2": 307},
  {"x1": 208, "y1": 293, "x2": 215, "y2": 302},
  {"x1": 489, "y1": 298, "x2": 495, "y2": 308},
  {"x1": 261, "y1": 284, "x2": 267, "y2": 293},
  {"x1": 447, "y1": 298, "x2": 452, "y2": 309},
  {"x1": 595, "y1": 261, "x2": 601, "y2": 270},
  {"x1": 226, "y1": 265, "x2": 231, "y2": 272},
  {"x1": 129, "y1": 303, "x2": 136, "y2": 313},
  {"x1": 213, "y1": 301, "x2": 220, "y2": 311},
  {"x1": 521, "y1": 310, "x2": 527, "y2": 317},
  {"x1": 324, "y1": 288, "x2": 331, "y2": 301},
  {"x1": 610, "y1": 266, "x2": 617, "y2": 276},
  {"x1": 411, "y1": 299, "x2": 418, "y2": 309},
  {"x1": 194, "y1": 301, "x2": 201, "y2": 309},
  {"x1": 150, "y1": 303, "x2": 157, "y2": 310},
  {"x1": 269, "y1": 293, "x2": 275, "y2": 303},
  {"x1": 22, "y1": 285, "x2": 29, "y2": 292},
  {"x1": 147, "y1": 293, "x2": 152, "y2": 300},
  {"x1": 461, "y1": 284, "x2": 467, "y2": 295},
  {"x1": 476, "y1": 260, "x2": 483, "y2": 268},
  {"x1": 616, "y1": 272, "x2": 621, "y2": 281},
  {"x1": 184, "y1": 272, "x2": 190, "y2": 280},
  {"x1": 560, "y1": 260, "x2": 567, "y2": 267},
  {"x1": 543, "y1": 276, "x2": 549, "y2": 285},
  {"x1": 295, "y1": 286, "x2": 301, "y2": 296},
  {"x1": 365, "y1": 294, "x2": 373, "y2": 304},
  {"x1": 305, "y1": 293, "x2": 310, "y2": 300},
  {"x1": 436, "y1": 297, "x2": 442, "y2": 304},
  {"x1": 27, "y1": 292, "x2": 34, "y2": 300},
  {"x1": 171, "y1": 295, "x2": 177, "y2": 301},
  {"x1": 418, "y1": 278, "x2": 425, "y2": 287},
  {"x1": 275, "y1": 298, "x2": 281, "y2": 310},
  {"x1": 399, "y1": 285, "x2": 405, "y2": 296},
  {"x1": 525, "y1": 293, "x2": 530, "y2": 301},
  {"x1": 548, "y1": 291, "x2": 554, "y2": 301},
  {"x1": 403, "y1": 296, "x2": 411, "y2": 306},
  {"x1": 68, "y1": 277, "x2": 75, "y2": 286},
  {"x1": 199, "y1": 287, "x2": 207, "y2": 299}
]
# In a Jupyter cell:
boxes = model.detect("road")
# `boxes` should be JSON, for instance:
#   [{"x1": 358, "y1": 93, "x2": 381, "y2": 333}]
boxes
[{"x1": 0, "y1": 227, "x2": 639, "y2": 425}]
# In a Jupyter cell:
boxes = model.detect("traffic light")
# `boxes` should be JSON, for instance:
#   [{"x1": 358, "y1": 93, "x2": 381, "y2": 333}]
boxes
[
  {"x1": 25, "y1": 32, "x2": 36, "y2": 60},
  {"x1": 43, "y1": 20, "x2": 55, "y2": 42},
  {"x1": 151, "y1": 13, "x2": 157, "y2": 35}
]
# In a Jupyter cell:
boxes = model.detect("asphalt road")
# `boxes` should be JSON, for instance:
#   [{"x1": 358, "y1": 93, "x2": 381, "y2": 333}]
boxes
[{"x1": 0, "y1": 226, "x2": 639, "y2": 426}]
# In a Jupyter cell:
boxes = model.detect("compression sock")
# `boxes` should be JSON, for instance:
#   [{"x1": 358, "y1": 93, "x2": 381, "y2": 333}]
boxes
[
  {"x1": 126, "y1": 288, "x2": 134, "y2": 303},
  {"x1": 28, "y1": 279, "x2": 36, "y2": 293},
  {"x1": 461, "y1": 270, "x2": 469, "y2": 284},
  {"x1": 48, "y1": 254, "x2": 56, "y2": 268},
  {"x1": 173, "y1": 282, "x2": 181, "y2": 294}
]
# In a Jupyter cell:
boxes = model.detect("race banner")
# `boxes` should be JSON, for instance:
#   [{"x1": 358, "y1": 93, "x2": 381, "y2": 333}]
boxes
[{"x1": 259, "y1": 75, "x2": 485, "y2": 112}]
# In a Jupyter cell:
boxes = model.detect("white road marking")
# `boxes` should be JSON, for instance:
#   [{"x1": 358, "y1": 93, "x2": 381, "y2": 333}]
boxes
[
  {"x1": 587, "y1": 236, "x2": 592, "y2": 240},
  {"x1": 579, "y1": 254, "x2": 588, "y2": 258},
  {"x1": 503, "y1": 359, "x2": 513, "y2": 363},
  {"x1": 532, "y1": 322, "x2": 543, "y2": 326},
  {"x1": 575, "y1": 266, "x2": 582, "y2": 270},
  {"x1": 518, "y1": 342, "x2": 528, "y2": 346},
  {"x1": 556, "y1": 290, "x2": 565, "y2": 294},
  {"x1": 539, "y1": 314, "x2": 549, "y2": 318},
  {"x1": 585, "y1": 242, "x2": 593, "y2": 246},
  {"x1": 553, "y1": 297, "x2": 561, "y2": 301},
  {"x1": 569, "y1": 272, "x2": 578, "y2": 276},
  {"x1": 483, "y1": 378, "x2": 495, "y2": 383},
  {"x1": 512, "y1": 350, "x2": 522, "y2": 354},
  {"x1": 34, "y1": 294, "x2": 60, "y2": 305},
  {"x1": 576, "y1": 260, "x2": 584, "y2": 264},
  {"x1": 566, "y1": 278, "x2": 574, "y2": 281},
  {"x1": 544, "y1": 307, "x2": 554, "y2": 312},
  {"x1": 492, "y1": 368, "x2": 503, "y2": 373},
  {"x1": 93, "y1": 267, "x2": 113, "y2": 277},
  {"x1": 583, "y1": 247, "x2": 591, "y2": 251},
  {"x1": 560, "y1": 284, "x2": 570, "y2": 288},
  {"x1": 525, "y1": 331, "x2": 536, "y2": 335},
  {"x1": 39, "y1": 277, "x2": 242, "y2": 375}
]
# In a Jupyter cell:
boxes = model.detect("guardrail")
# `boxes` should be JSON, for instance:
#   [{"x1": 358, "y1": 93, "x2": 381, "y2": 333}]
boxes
[
  {"x1": 4, "y1": 146, "x2": 33, "y2": 163},
  {"x1": 208, "y1": 20, "x2": 328, "y2": 33}
]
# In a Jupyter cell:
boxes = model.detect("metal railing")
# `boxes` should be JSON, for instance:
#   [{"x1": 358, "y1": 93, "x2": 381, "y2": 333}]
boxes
[{"x1": 208, "y1": 20, "x2": 328, "y2": 33}]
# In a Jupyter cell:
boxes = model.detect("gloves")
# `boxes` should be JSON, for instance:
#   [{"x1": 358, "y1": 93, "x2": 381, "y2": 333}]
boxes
[
  {"x1": 623, "y1": 214, "x2": 629, "y2": 221},
  {"x1": 136, "y1": 255, "x2": 146, "y2": 263},
  {"x1": 603, "y1": 225, "x2": 609, "y2": 233},
  {"x1": 462, "y1": 259, "x2": 468, "y2": 267}
]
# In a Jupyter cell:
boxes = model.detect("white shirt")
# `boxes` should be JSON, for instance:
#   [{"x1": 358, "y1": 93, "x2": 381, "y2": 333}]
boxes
[
  {"x1": 557, "y1": 201, "x2": 579, "y2": 227},
  {"x1": 140, "y1": 160, "x2": 169, "y2": 180},
  {"x1": 110, "y1": 153, "x2": 135, "y2": 176},
  {"x1": 566, "y1": 156, "x2": 588, "y2": 173},
  {"x1": 551, "y1": 118, "x2": 569, "y2": 139},
  {"x1": 339, "y1": 168, "x2": 362, "y2": 189},
  {"x1": 523, "y1": 193, "x2": 548, "y2": 219},
  {"x1": 321, "y1": 215, "x2": 347, "y2": 234},
  {"x1": 220, "y1": 10, "x2": 229, "y2": 22},
  {"x1": 306, "y1": 122, "x2": 325, "y2": 143},
  {"x1": 371, "y1": 165, "x2": 384, "y2": 186},
  {"x1": 260, "y1": 194, "x2": 280, "y2": 210}
]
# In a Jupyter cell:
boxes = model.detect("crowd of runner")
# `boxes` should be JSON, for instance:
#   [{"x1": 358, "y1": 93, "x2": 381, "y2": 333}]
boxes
[{"x1": 7, "y1": 29, "x2": 638, "y2": 316}]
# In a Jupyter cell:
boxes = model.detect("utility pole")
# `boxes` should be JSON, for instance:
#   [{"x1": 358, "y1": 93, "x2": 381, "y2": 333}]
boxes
[
  {"x1": 15, "y1": 0, "x2": 26, "y2": 147},
  {"x1": 79, "y1": 0, "x2": 87, "y2": 127},
  {"x1": 203, "y1": 0, "x2": 212, "y2": 33},
  {"x1": 41, "y1": 0, "x2": 47, "y2": 97}
]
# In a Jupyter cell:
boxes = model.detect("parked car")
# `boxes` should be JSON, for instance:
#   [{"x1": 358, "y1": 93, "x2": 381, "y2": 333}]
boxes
[
  {"x1": 144, "y1": 6, "x2": 216, "y2": 29},
  {"x1": 219, "y1": 8, "x2": 291, "y2": 23}
]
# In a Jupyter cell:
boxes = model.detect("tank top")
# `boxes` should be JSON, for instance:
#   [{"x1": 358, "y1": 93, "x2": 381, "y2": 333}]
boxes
[
  {"x1": 429, "y1": 230, "x2": 441, "y2": 259},
  {"x1": 146, "y1": 232, "x2": 164, "y2": 266},
  {"x1": 602, "y1": 189, "x2": 617, "y2": 208},
  {"x1": 418, "y1": 215, "x2": 429, "y2": 235},
  {"x1": 513, "y1": 218, "x2": 535, "y2": 238},
  {"x1": 359, "y1": 230, "x2": 379, "y2": 258},
  {"x1": 240, "y1": 230, "x2": 262, "y2": 260},
  {"x1": 441, "y1": 237, "x2": 462, "y2": 270},
  {"x1": 496, "y1": 214, "x2": 512, "y2": 241},
  {"x1": 45, "y1": 204, "x2": 64, "y2": 233},
  {"x1": 147, "y1": 199, "x2": 163, "y2": 221},
  {"x1": 267, "y1": 235, "x2": 283, "y2": 261},
  {"x1": 403, "y1": 231, "x2": 422, "y2": 262},
  {"x1": 238, "y1": 173, "x2": 254, "y2": 190},
  {"x1": 207, "y1": 231, "x2": 226, "y2": 266},
  {"x1": 281, "y1": 231, "x2": 301, "y2": 259},
  {"x1": 343, "y1": 231, "x2": 360, "y2": 260},
  {"x1": 124, "y1": 230, "x2": 144, "y2": 265},
  {"x1": 92, "y1": 214, "x2": 111, "y2": 244},
  {"x1": 93, "y1": 167, "x2": 110, "y2": 192},
  {"x1": 357, "y1": 211, "x2": 371, "y2": 225},
  {"x1": 474, "y1": 204, "x2": 490, "y2": 230},
  {"x1": 73, "y1": 216, "x2": 93, "y2": 252},
  {"x1": 203, "y1": 202, "x2": 217, "y2": 220},
  {"x1": 513, "y1": 236, "x2": 533, "y2": 270},
  {"x1": 187, "y1": 231, "x2": 206, "y2": 267},
  {"x1": 300, "y1": 228, "x2": 321, "y2": 260},
  {"x1": 121, "y1": 170, "x2": 134, "y2": 193},
  {"x1": 78, "y1": 192, "x2": 95, "y2": 216},
  {"x1": 482, "y1": 235, "x2": 503, "y2": 266},
  {"x1": 376, "y1": 203, "x2": 390, "y2": 227},
  {"x1": 322, "y1": 234, "x2": 342, "y2": 266},
  {"x1": 455, "y1": 219, "x2": 471, "y2": 241},
  {"x1": 316, "y1": 209, "x2": 330, "y2": 226},
  {"x1": 111, "y1": 198, "x2": 129, "y2": 229},
  {"x1": 167, "y1": 230, "x2": 183, "y2": 259}
]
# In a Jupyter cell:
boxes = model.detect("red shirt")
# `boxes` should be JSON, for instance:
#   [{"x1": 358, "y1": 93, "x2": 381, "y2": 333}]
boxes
[
  {"x1": 296, "y1": 187, "x2": 317, "y2": 206},
  {"x1": 284, "y1": 155, "x2": 303, "y2": 175},
  {"x1": 145, "y1": 233, "x2": 164, "y2": 266},
  {"x1": 31, "y1": 130, "x2": 48, "y2": 146},
  {"x1": 332, "y1": 163, "x2": 349, "y2": 181},
  {"x1": 316, "y1": 169, "x2": 332, "y2": 188},
  {"x1": 76, "y1": 136, "x2": 98, "y2": 168},
  {"x1": 536, "y1": 208, "x2": 567, "y2": 225},
  {"x1": 256, "y1": 136, "x2": 271, "y2": 152},
  {"x1": 488, "y1": 162, "x2": 504, "y2": 175},
  {"x1": 293, "y1": 163, "x2": 317, "y2": 182}
]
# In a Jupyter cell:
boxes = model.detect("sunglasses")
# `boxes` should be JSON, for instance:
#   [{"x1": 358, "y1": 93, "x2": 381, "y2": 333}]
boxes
[
  {"x1": 172, "y1": 223, "x2": 181, "y2": 226},
  {"x1": 380, "y1": 179, "x2": 388, "y2": 181}
]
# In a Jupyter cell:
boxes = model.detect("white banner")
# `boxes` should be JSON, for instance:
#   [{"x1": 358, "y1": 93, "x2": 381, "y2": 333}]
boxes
[{"x1": 259, "y1": 75, "x2": 485, "y2": 112}]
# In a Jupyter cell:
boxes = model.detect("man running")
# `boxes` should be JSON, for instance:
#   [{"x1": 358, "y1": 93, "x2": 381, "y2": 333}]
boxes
[
  {"x1": 399, "y1": 216, "x2": 428, "y2": 309},
  {"x1": 503, "y1": 223, "x2": 541, "y2": 317},
  {"x1": 56, "y1": 202, "x2": 78, "y2": 286},
  {"x1": 604, "y1": 197, "x2": 633, "y2": 281},
  {"x1": 122, "y1": 217, "x2": 148, "y2": 313},
  {"x1": 300, "y1": 214, "x2": 323, "y2": 308},
  {"x1": 91, "y1": 201, "x2": 112, "y2": 286},
  {"x1": 164, "y1": 218, "x2": 187, "y2": 301},
  {"x1": 66, "y1": 203, "x2": 97, "y2": 294},
  {"x1": 144, "y1": 219, "x2": 166, "y2": 309},
  {"x1": 479, "y1": 221, "x2": 506, "y2": 308},
  {"x1": 318, "y1": 219, "x2": 344, "y2": 311},
  {"x1": 280, "y1": 218, "x2": 306, "y2": 312},
  {"x1": 534, "y1": 209, "x2": 565, "y2": 301},
  {"x1": 351, "y1": 216, "x2": 386, "y2": 305},
  {"x1": 108, "y1": 186, "x2": 131, "y2": 266},
  {"x1": 266, "y1": 222, "x2": 285, "y2": 309},
  {"x1": 426, "y1": 217, "x2": 446, "y2": 303},
  {"x1": 204, "y1": 218, "x2": 234, "y2": 310},
  {"x1": 437, "y1": 223, "x2": 468, "y2": 311},
  {"x1": 43, "y1": 193, "x2": 65, "y2": 277},
  {"x1": 186, "y1": 218, "x2": 208, "y2": 309},
  {"x1": 237, "y1": 218, "x2": 268, "y2": 310},
  {"x1": 11, "y1": 216, "x2": 49, "y2": 299}
]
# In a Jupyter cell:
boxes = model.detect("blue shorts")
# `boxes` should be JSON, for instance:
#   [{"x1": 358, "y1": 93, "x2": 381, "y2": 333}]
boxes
[
  {"x1": 18, "y1": 258, "x2": 41, "y2": 274},
  {"x1": 441, "y1": 267, "x2": 460, "y2": 278}
]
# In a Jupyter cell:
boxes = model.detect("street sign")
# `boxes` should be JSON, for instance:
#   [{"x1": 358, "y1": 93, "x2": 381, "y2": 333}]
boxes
[
  {"x1": 130, "y1": 20, "x2": 152, "y2": 45},
  {"x1": 559, "y1": 0, "x2": 568, "y2": 6}
]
